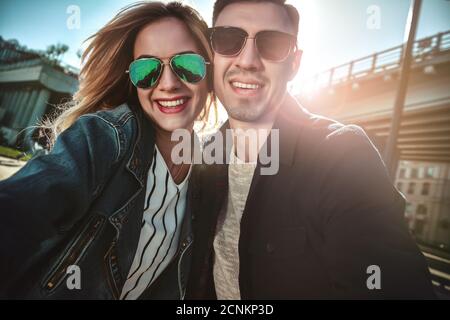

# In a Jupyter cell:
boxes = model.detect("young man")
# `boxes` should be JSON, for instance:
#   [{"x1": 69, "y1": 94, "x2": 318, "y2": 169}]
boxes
[{"x1": 187, "y1": 0, "x2": 436, "y2": 299}]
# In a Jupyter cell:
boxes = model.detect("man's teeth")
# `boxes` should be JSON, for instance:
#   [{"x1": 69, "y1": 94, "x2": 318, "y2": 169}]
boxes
[
  {"x1": 158, "y1": 99, "x2": 186, "y2": 108},
  {"x1": 232, "y1": 82, "x2": 261, "y2": 89}
]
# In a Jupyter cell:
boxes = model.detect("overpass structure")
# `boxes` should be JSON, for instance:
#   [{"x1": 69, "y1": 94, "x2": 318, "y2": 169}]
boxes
[{"x1": 297, "y1": 30, "x2": 450, "y2": 165}]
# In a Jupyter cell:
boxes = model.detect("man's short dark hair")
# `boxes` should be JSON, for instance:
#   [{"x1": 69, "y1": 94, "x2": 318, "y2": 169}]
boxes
[{"x1": 212, "y1": 0, "x2": 299, "y2": 35}]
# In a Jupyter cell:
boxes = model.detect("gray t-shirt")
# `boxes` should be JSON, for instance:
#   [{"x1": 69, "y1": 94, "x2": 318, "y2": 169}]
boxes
[{"x1": 213, "y1": 149, "x2": 256, "y2": 300}]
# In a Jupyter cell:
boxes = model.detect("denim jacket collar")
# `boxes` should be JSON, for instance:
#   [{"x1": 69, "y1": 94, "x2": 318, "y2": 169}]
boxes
[{"x1": 126, "y1": 103, "x2": 156, "y2": 187}]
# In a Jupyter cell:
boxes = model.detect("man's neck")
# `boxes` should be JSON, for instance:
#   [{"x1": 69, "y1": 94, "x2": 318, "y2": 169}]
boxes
[{"x1": 228, "y1": 94, "x2": 286, "y2": 163}]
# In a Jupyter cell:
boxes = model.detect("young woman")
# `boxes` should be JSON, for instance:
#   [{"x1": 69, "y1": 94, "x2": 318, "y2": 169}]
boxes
[{"x1": 0, "y1": 1, "x2": 214, "y2": 300}]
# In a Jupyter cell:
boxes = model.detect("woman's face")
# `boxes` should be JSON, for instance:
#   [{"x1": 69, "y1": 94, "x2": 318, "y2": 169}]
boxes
[{"x1": 133, "y1": 17, "x2": 209, "y2": 132}]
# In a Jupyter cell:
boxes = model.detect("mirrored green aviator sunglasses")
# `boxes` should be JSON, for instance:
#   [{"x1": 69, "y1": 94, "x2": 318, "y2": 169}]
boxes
[{"x1": 126, "y1": 53, "x2": 210, "y2": 89}]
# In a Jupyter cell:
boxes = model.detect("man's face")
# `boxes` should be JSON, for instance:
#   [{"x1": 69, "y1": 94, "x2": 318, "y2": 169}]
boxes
[{"x1": 213, "y1": 2, "x2": 299, "y2": 123}]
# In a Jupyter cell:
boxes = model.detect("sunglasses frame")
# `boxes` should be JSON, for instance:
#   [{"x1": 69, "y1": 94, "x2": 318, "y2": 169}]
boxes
[
  {"x1": 210, "y1": 26, "x2": 298, "y2": 62},
  {"x1": 126, "y1": 53, "x2": 210, "y2": 89}
]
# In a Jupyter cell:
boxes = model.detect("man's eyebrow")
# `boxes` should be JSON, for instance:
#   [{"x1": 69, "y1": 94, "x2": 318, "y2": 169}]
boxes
[{"x1": 135, "y1": 51, "x2": 196, "y2": 60}]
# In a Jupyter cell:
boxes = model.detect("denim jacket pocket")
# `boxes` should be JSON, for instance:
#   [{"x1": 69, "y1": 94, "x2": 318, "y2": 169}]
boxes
[{"x1": 41, "y1": 213, "x2": 106, "y2": 294}]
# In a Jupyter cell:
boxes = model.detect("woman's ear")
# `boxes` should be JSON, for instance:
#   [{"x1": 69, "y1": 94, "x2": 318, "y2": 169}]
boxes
[{"x1": 288, "y1": 49, "x2": 302, "y2": 81}]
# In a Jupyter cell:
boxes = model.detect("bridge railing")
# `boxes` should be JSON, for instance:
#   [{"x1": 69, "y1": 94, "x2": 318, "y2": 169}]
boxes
[{"x1": 309, "y1": 30, "x2": 450, "y2": 90}]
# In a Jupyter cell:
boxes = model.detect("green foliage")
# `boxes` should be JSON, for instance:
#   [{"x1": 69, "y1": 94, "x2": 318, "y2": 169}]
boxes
[{"x1": 0, "y1": 145, "x2": 31, "y2": 161}]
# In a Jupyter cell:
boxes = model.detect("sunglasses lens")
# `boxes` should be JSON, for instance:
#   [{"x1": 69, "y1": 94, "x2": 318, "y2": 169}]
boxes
[
  {"x1": 211, "y1": 27, "x2": 247, "y2": 56},
  {"x1": 171, "y1": 53, "x2": 207, "y2": 83},
  {"x1": 256, "y1": 31, "x2": 294, "y2": 61},
  {"x1": 129, "y1": 58, "x2": 162, "y2": 88}
]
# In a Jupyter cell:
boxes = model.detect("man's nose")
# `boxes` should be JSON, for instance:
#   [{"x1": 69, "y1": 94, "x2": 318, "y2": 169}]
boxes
[
  {"x1": 235, "y1": 38, "x2": 264, "y2": 72},
  {"x1": 157, "y1": 64, "x2": 181, "y2": 91}
]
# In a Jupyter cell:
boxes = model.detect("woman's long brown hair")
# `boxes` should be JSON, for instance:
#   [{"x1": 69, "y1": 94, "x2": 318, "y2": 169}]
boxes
[{"x1": 44, "y1": 1, "x2": 216, "y2": 147}]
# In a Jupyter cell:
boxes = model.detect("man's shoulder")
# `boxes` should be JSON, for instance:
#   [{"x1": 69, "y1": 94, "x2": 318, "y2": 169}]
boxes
[
  {"x1": 290, "y1": 100, "x2": 395, "y2": 202},
  {"x1": 306, "y1": 113, "x2": 370, "y2": 149},
  {"x1": 285, "y1": 98, "x2": 370, "y2": 146},
  {"x1": 286, "y1": 99, "x2": 381, "y2": 165}
]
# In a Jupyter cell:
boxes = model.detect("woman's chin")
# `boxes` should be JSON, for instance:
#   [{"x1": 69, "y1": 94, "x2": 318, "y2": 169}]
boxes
[
  {"x1": 142, "y1": 105, "x2": 200, "y2": 135},
  {"x1": 156, "y1": 120, "x2": 194, "y2": 134}
]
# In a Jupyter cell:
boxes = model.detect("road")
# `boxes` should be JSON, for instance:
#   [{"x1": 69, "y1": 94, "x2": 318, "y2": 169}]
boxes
[{"x1": 0, "y1": 155, "x2": 25, "y2": 180}]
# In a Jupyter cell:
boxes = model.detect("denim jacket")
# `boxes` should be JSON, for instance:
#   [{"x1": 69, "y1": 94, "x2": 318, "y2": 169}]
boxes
[{"x1": 0, "y1": 103, "x2": 194, "y2": 299}]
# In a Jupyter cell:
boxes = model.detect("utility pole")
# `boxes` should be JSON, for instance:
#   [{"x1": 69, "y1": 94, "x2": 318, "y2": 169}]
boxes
[{"x1": 384, "y1": 0, "x2": 422, "y2": 178}]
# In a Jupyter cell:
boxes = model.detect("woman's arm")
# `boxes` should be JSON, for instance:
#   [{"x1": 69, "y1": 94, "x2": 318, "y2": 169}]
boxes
[{"x1": 0, "y1": 114, "x2": 121, "y2": 295}]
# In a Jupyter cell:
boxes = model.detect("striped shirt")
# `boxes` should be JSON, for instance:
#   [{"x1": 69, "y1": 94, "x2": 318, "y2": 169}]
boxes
[{"x1": 120, "y1": 146, "x2": 191, "y2": 300}]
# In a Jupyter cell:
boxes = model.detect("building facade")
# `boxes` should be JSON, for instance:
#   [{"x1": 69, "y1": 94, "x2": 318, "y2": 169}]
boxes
[
  {"x1": 0, "y1": 38, "x2": 79, "y2": 149},
  {"x1": 396, "y1": 161, "x2": 450, "y2": 252}
]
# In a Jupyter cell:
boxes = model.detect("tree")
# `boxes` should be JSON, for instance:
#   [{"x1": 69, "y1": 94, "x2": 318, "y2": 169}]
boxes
[{"x1": 45, "y1": 43, "x2": 69, "y2": 64}]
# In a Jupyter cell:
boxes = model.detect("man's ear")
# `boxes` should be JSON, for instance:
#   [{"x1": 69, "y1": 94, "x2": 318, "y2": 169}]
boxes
[{"x1": 287, "y1": 48, "x2": 302, "y2": 81}]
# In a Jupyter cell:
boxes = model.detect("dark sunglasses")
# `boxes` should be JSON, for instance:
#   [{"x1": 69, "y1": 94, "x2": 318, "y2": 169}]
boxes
[
  {"x1": 210, "y1": 26, "x2": 297, "y2": 62},
  {"x1": 126, "y1": 53, "x2": 210, "y2": 89}
]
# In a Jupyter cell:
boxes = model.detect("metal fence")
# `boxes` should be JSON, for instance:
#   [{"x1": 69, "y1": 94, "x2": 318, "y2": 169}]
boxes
[{"x1": 309, "y1": 30, "x2": 450, "y2": 89}]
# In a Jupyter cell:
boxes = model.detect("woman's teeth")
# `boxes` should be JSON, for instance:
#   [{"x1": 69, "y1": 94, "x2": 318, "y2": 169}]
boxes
[
  {"x1": 158, "y1": 99, "x2": 186, "y2": 108},
  {"x1": 232, "y1": 81, "x2": 261, "y2": 89}
]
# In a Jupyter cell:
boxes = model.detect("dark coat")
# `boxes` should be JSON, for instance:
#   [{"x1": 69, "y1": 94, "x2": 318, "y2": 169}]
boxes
[{"x1": 187, "y1": 95, "x2": 435, "y2": 299}]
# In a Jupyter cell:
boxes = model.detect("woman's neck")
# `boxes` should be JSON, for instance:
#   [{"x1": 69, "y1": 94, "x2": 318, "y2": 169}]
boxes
[{"x1": 155, "y1": 126, "x2": 192, "y2": 184}]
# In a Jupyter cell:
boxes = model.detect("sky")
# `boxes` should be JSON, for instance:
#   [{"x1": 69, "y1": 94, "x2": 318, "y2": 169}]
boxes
[{"x1": 1, "y1": 0, "x2": 450, "y2": 94}]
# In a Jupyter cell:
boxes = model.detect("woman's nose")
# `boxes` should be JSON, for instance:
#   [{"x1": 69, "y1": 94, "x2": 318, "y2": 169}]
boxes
[{"x1": 157, "y1": 64, "x2": 181, "y2": 92}]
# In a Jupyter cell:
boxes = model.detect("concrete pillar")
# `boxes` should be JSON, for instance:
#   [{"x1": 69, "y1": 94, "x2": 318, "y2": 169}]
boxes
[
  {"x1": 388, "y1": 147, "x2": 401, "y2": 180},
  {"x1": 13, "y1": 88, "x2": 31, "y2": 129},
  {"x1": 3, "y1": 90, "x2": 14, "y2": 125},
  {"x1": 21, "y1": 89, "x2": 40, "y2": 128},
  {"x1": 1, "y1": 89, "x2": 10, "y2": 108},
  {"x1": 27, "y1": 88, "x2": 50, "y2": 127},
  {"x1": 3, "y1": 90, "x2": 14, "y2": 115},
  {"x1": 22, "y1": 89, "x2": 38, "y2": 128}
]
